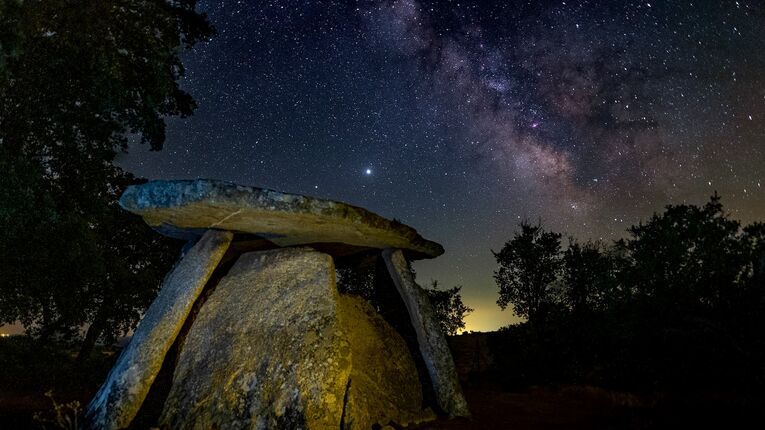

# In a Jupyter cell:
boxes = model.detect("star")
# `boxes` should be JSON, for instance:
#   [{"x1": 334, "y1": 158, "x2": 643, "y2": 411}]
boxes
[{"x1": 119, "y1": 0, "x2": 765, "y2": 332}]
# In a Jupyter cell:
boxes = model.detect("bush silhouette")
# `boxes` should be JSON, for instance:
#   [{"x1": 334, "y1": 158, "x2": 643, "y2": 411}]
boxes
[{"x1": 491, "y1": 194, "x2": 765, "y2": 392}]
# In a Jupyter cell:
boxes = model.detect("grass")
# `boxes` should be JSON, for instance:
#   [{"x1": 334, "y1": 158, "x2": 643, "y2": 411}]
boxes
[{"x1": 0, "y1": 335, "x2": 115, "y2": 429}]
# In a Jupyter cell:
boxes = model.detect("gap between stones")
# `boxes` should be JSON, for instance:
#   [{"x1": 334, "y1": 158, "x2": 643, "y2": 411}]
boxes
[{"x1": 339, "y1": 377, "x2": 352, "y2": 430}]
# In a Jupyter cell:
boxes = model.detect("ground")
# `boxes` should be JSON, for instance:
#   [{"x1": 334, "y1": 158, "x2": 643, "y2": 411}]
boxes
[{"x1": 1, "y1": 335, "x2": 762, "y2": 429}]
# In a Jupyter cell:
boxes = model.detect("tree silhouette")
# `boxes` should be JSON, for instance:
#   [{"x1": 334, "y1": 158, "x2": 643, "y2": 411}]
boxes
[
  {"x1": 562, "y1": 240, "x2": 618, "y2": 315},
  {"x1": 623, "y1": 193, "x2": 747, "y2": 313},
  {"x1": 0, "y1": 0, "x2": 212, "y2": 358},
  {"x1": 743, "y1": 222, "x2": 765, "y2": 289},
  {"x1": 493, "y1": 222, "x2": 563, "y2": 324},
  {"x1": 425, "y1": 280, "x2": 473, "y2": 336},
  {"x1": 490, "y1": 194, "x2": 765, "y2": 392}
]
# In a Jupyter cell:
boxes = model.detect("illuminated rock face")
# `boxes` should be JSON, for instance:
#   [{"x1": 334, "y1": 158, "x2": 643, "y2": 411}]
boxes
[
  {"x1": 83, "y1": 230, "x2": 233, "y2": 430},
  {"x1": 160, "y1": 248, "x2": 433, "y2": 429},
  {"x1": 339, "y1": 294, "x2": 438, "y2": 428},
  {"x1": 383, "y1": 249, "x2": 470, "y2": 417},
  {"x1": 85, "y1": 179, "x2": 467, "y2": 429},
  {"x1": 119, "y1": 179, "x2": 444, "y2": 259}
]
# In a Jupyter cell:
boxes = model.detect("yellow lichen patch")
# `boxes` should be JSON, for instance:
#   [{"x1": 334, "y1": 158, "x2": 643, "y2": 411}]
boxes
[{"x1": 338, "y1": 294, "x2": 436, "y2": 429}]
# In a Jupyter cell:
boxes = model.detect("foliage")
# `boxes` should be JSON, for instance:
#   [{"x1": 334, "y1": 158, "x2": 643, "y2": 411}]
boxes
[
  {"x1": 335, "y1": 254, "x2": 378, "y2": 305},
  {"x1": 493, "y1": 222, "x2": 563, "y2": 323},
  {"x1": 622, "y1": 193, "x2": 748, "y2": 311},
  {"x1": 425, "y1": 280, "x2": 473, "y2": 336},
  {"x1": 0, "y1": 0, "x2": 212, "y2": 356},
  {"x1": 491, "y1": 195, "x2": 765, "y2": 391},
  {"x1": 33, "y1": 391, "x2": 80, "y2": 430},
  {"x1": 0, "y1": 335, "x2": 115, "y2": 428},
  {"x1": 336, "y1": 256, "x2": 474, "y2": 337},
  {"x1": 0, "y1": 0, "x2": 213, "y2": 159},
  {"x1": 561, "y1": 240, "x2": 619, "y2": 315},
  {"x1": 0, "y1": 158, "x2": 179, "y2": 347}
]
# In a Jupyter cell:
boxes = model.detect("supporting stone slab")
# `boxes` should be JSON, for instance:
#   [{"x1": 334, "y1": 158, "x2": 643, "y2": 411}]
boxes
[
  {"x1": 382, "y1": 248, "x2": 470, "y2": 417},
  {"x1": 83, "y1": 229, "x2": 233, "y2": 430},
  {"x1": 160, "y1": 247, "x2": 346, "y2": 430},
  {"x1": 160, "y1": 247, "x2": 434, "y2": 429}
]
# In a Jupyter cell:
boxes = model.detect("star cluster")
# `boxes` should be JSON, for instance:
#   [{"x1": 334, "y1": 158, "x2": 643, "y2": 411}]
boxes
[{"x1": 121, "y1": 0, "x2": 765, "y2": 330}]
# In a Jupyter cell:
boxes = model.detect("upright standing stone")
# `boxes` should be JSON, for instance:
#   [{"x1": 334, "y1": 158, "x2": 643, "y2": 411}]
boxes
[
  {"x1": 161, "y1": 247, "x2": 434, "y2": 429},
  {"x1": 161, "y1": 247, "x2": 349, "y2": 430},
  {"x1": 382, "y1": 248, "x2": 470, "y2": 417},
  {"x1": 84, "y1": 229, "x2": 233, "y2": 430}
]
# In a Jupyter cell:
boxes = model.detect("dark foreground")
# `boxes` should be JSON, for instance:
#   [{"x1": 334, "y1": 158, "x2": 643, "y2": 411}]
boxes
[
  {"x1": 2, "y1": 335, "x2": 763, "y2": 429},
  {"x1": 413, "y1": 386, "x2": 765, "y2": 430}
]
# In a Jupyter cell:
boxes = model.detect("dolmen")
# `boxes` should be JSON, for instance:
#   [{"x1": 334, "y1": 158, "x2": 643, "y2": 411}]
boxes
[{"x1": 83, "y1": 179, "x2": 469, "y2": 430}]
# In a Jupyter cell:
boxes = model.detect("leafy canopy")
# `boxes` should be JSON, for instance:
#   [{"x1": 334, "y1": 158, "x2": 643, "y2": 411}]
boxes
[
  {"x1": 0, "y1": 0, "x2": 212, "y2": 354},
  {"x1": 492, "y1": 195, "x2": 765, "y2": 390},
  {"x1": 493, "y1": 222, "x2": 563, "y2": 323},
  {"x1": 425, "y1": 280, "x2": 473, "y2": 336}
]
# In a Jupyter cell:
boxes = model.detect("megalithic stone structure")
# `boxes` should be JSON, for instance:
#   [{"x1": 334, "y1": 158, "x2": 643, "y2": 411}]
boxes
[
  {"x1": 84, "y1": 179, "x2": 468, "y2": 429},
  {"x1": 84, "y1": 229, "x2": 233, "y2": 430},
  {"x1": 382, "y1": 248, "x2": 471, "y2": 417},
  {"x1": 160, "y1": 247, "x2": 435, "y2": 429}
]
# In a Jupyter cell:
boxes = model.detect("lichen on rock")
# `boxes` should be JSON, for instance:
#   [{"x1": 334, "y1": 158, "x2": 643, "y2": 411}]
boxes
[
  {"x1": 83, "y1": 229, "x2": 233, "y2": 430},
  {"x1": 119, "y1": 179, "x2": 444, "y2": 259},
  {"x1": 160, "y1": 247, "x2": 434, "y2": 429}
]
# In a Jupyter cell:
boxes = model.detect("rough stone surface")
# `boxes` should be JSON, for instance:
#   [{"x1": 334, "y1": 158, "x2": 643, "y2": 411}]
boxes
[
  {"x1": 339, "y1": 294, "x2": 436, "y2": 429},
  {"x1": 119, "y1": 179, "x2": 443, "y2": 259},
  {"x1": 382, "y1": 248, "x2": 470, "y2": 418},
  {"x1": 160, "y1": 247, "x2": 434, "y2": 430},
  {"x1": 83, "y1": 229, "x2": 233, "y2": 430}
]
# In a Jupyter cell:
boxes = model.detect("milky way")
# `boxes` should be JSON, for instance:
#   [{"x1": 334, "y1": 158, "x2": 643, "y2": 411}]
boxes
[{"x1": 121, "y1": 0, "x2": 765, "y2": 330}]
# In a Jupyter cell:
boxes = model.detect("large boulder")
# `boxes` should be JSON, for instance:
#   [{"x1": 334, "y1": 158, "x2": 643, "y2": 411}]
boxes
[
  {"x1": 160, "y1": 247, "x2": 434, "y2": 429},
  {"x1": 339, "y1": 293, "x2": 436, "y2": 429},
  {"x1": 119, "y1": 179, "x2": 443, "y2": 259}
]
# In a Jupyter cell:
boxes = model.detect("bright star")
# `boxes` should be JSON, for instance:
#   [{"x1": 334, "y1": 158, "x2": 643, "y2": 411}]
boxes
[{"x1": 365, "y1": 168, "x2": 372, "y2": 175}]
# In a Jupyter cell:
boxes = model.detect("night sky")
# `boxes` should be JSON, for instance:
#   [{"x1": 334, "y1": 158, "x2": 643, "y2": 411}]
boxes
[{"x1": 120, "y1": 0, "x2": 765, "y2": 331}]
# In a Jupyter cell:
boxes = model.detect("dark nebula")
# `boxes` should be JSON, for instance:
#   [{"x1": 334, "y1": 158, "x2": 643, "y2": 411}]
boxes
[{"x1": 120, "y1": 0, "x2": 765, "y2": 330}]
